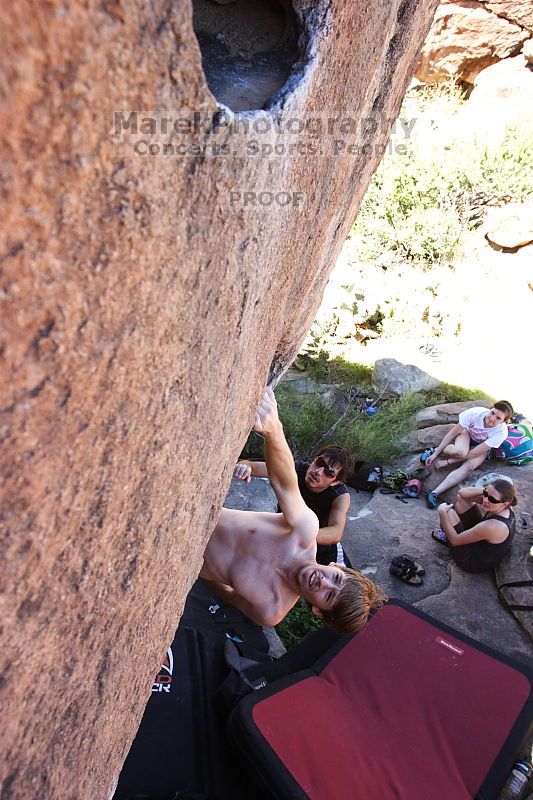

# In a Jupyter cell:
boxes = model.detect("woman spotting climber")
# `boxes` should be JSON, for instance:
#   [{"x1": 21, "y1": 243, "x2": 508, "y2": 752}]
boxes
[{"x1": 431, "y1": 479, "x2": 517, "y2": 573}]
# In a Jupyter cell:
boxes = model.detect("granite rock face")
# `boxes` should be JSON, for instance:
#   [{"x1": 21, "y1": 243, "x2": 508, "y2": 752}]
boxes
[
  {"x1": 483, "y1": 0, "x2": 533, "y2": 33},
  {"x1": 416, "y1": 0, "x2": 529, "y2": 84},
  {"x1": 0, "y1": 0, "x2": 438, "y2": 798}
]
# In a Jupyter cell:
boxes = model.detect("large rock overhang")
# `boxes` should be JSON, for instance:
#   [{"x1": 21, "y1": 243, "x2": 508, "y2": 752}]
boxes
[{"x1": 0, "y1": 0, "x2": 437, "y2": 796}]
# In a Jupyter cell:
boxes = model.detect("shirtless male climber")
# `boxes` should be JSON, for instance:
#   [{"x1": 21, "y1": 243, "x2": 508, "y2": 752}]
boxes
[{"x1": 200, "y1": 388, "x2": 386, "y2": 635}]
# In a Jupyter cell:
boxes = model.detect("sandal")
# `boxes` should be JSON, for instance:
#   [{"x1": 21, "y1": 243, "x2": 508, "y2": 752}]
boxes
[
  {"x1": 398, "y1": 572, "x2": 423, "y2": 586},
  {"x1": 399, "y1": 553, "x2": 425, "y2": 576},
  {"x1": 431, "y1": 529, "x2": 449, "y2": 546},
  {"x1": 390, "y1": 555, "x2": 424, "y2": 585},
  {"x1": 411, "y1": 559, "x2": 425, "y2": 576}
]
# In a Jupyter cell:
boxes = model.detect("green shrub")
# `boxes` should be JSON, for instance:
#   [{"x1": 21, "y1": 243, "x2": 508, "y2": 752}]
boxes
[
  {"x1": 337, "y1": 392, "x2": 425, "y2": 463},
  {"x1": 352, "y1": 86, "x2": 533, "y2": 270},
  {"x1": 422, "y1": 383, "x2": 494, "y2": 406},
  {"x1": 276, "y1": 385, "x2": 338, "y2": 460},
  {"x1": 240, "y1": 384, "x2": 338, "y2": 462},
  {"x1": 240, "y1": 429, "x2": 268, "y2": 461},
  {"x1": 241, "y1": 353, "x2": 495, "y2": 467},
  {"x1": 306, "y1": 355, "x2": 373, "y2": 388},
  {"x1": 271, "y1": 355, "x2": 495, "y2": 465},
  {"x1": 337, "y1": 384, "x2": 494, "y2": 463}
]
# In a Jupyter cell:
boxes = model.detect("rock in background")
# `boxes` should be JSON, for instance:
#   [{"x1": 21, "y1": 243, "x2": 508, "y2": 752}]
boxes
[
  {"x1": 0, "y1": 0, "x2": 438, "y2": 797},
  {"x1": 406, "y1": 400, "x2": 490, "y2": 453},
  {"x1": 373, "y1": 357, "x2": 442, "y2": 396},
  {"x1": 416, "y1": 0, "x2": 531, "y2": 85},
  {"x1": 485, "y1": 201, "x2": 533, "y2": 251},
  {"x1": 453, "y1": 54, "x2": 533, "y2": 146},
  {"x1": 414, "y1": 400, "x2": 490, "y2": 428}
]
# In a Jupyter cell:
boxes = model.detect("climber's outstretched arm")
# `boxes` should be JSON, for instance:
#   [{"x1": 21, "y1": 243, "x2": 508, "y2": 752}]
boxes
[{"x1": 253, "y1": 388, "x2": 317, "y2": 542}]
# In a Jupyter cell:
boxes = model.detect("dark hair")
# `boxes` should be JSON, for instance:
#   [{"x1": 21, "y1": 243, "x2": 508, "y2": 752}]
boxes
[
  {"x1": 494, "y1": 400, "x2": 514, "y2": 421},
  {"x1": 320, "y1": 568, "x2": 387, "y2": 635},
  {"x1": 491, "y1": 479, "x2": 517, "y2": 507},
  {"x1": 315, "y1": 445, "x2": 354, "y2": 482}
]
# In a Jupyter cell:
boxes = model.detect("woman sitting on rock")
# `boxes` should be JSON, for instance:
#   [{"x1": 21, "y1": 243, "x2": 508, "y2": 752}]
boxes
[
  {"x1": 431, "y1": 480, "x2": 517, "y2": 573},
  {"x1": 423, "y1": 401, "x2": 514, "y2": 509}
]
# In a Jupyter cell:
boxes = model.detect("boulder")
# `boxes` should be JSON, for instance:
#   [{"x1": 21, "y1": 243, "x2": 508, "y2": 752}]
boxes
[
  {"x1": 454, "y1": 55, "x2": 533, "y2": 145},
  {"x1": 407, "y1": 423, "x2": 455, "y2": 451},
  {"x1": 415, "y1": 400, "x2": 490, "y2": 429},
  {"x1": 373, "y1": 358, "x2": 441, "y2": 396},
  {"x1": 0, "y1": 0, "x2": 439, "y2": 797},
  {"x1": 280, "y1": 369, "x2": 321, "y2": 395},
  {"x1": 483, "y1": 0, "x2": 533, "y2": 33},
  {"x1": 485, "y1": 202, "x2": 533, "y2": 250},
  {"x1": 416, "y1": 0, "x2": 529, "y2": 84}
]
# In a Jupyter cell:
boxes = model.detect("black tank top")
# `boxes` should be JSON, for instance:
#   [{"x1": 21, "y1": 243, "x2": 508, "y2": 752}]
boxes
[
  {"x1": 452, "y1": 509, "x2": 515, "y2": 573},
  {"x1": 276, "y1": 462, "x2": 350, "y2": 566}
]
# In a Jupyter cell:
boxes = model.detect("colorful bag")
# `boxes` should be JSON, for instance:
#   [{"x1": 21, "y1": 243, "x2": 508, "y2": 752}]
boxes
[
  {"x1": 492, "y1": 422, "x2": 533, "y2": 465},
  {"x1": 402, "y1": 478, "x2": 424, "y2": 498}
]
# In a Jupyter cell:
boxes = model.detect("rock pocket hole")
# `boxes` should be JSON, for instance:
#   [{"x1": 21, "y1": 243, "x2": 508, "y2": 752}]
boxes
[{"x1": 192, "y1": 0, "x2": 302, "y2": 112}]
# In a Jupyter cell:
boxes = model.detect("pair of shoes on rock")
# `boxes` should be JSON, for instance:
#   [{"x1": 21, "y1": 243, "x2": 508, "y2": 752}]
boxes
[
  {"x1": 431, "y1": 528, "x2": 449, "y2": 547},
  {"x1": 426, "y1": 491, "x2": 438, "y2": 509},
  {"x1": 420, "y1": 446, "x2": 435, "y2": 465},
  {"x1": 389, "y1": 554, "x2": 425, "y2": 585}
]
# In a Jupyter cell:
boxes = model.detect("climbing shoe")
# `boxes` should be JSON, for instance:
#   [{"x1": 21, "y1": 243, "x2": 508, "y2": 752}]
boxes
[
  {"x1": 426, "y1": 491, "x2": 438, "y2": 509},
  {"x1": 420, "y1": 447, "x2": 435, "y2": 464}
]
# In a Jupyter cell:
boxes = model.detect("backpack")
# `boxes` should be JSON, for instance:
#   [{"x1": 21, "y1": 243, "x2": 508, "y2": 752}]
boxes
[
  {"x1": 492, "y1": 421, "x2": 533, "y2": 465},
  {"x1": 348, "y1": 463, "x2": 383, "y2": 492},
  {"x1": 381, "y1": 469, "x2": 409, "y2": 492}
]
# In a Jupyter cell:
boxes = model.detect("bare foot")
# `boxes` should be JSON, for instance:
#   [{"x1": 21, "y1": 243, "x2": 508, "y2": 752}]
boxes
[{"x1": 434, "y1": 458, "x2": 449, "y2": 469}]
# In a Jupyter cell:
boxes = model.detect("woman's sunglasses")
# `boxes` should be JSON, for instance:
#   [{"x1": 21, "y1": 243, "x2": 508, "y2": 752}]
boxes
[
  {"x1": 483, "y1": 488, "x2": 503, "y2": 504},
  {"x1": 315, "y1": 456, "x2": 337, "y2": 478}
]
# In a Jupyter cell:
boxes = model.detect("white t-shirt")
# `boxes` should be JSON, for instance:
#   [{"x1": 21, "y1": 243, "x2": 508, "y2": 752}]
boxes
[{"x1": 458, "y1": 407, "x2": 508, "y2": 448}]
